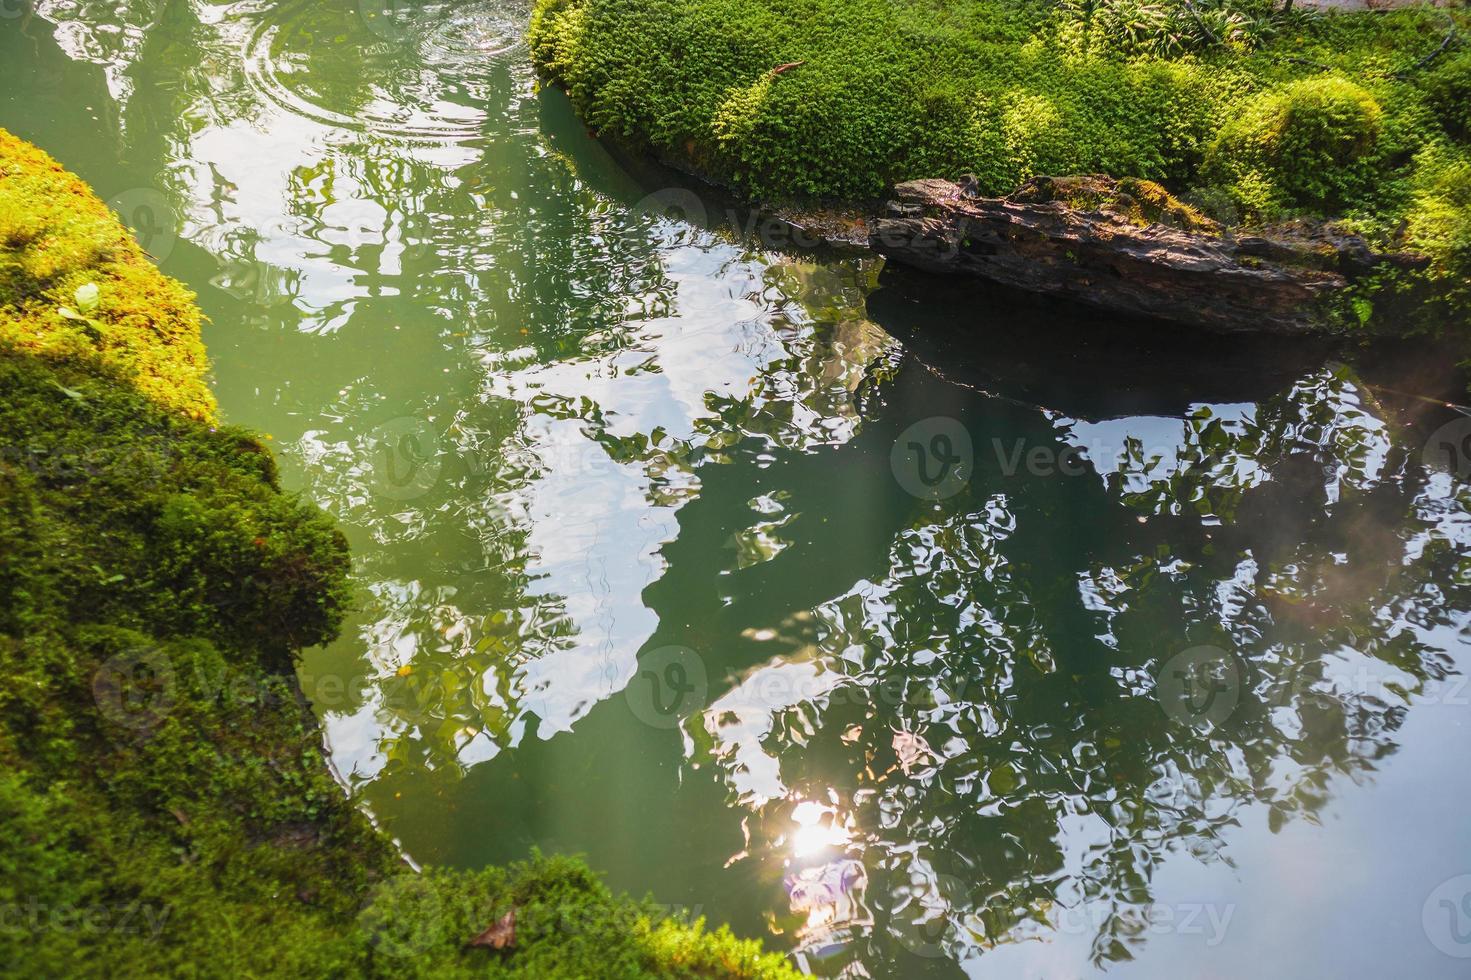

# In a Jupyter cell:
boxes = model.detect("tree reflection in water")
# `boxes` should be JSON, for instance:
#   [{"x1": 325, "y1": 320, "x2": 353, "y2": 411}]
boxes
[
  {"x1": 683, "y1": 355, "x2": 1471, "y2": 971},
  {"x1": 8, "y1": 2, "x2": 1471, "y2": 974}
]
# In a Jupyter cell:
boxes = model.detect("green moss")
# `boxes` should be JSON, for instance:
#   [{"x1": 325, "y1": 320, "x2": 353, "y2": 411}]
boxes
[
  {"x1": 0, "y1": 350, "x2": 383, "y2": 975},
  {"x1": 1011, "y1": 174, "x2": 1218, "y2": 232},
  {"x1": 1205, "y1": 76, "x2": 1383, "y2": 213},
  {"x1": 0, "y1": 134, "x2": 796, "y2": 978},
  {"x1": 0, "y1": 128, "x2": 214, "y2": 421},
  {"x1": 358, "y1": 858, "x2": 796, "y2": 979},
  {"x1": 529, "y1": 0, "x2": 1470, "y2": 324}
]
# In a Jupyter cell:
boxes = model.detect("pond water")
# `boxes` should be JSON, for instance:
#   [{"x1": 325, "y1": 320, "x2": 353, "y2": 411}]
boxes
[{"x1": 7, "y1": 3, "x2": 1471, "y2": 976}]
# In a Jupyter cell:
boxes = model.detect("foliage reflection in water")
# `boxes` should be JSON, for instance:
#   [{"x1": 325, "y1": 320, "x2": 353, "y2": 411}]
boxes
[{"x1": 5, "y1": 2, "x2": 1471, "y2": 976}]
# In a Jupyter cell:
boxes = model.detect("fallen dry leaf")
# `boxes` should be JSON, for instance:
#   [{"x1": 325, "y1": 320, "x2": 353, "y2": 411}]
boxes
[{"x1": 469, "y1": 907, "x2": 515, "y2": 950}]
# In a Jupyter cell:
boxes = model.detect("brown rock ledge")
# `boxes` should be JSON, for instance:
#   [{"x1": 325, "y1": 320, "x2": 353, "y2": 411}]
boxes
[{"x1": 869, "y1": 175, "x2": 1426, "y2": 333}]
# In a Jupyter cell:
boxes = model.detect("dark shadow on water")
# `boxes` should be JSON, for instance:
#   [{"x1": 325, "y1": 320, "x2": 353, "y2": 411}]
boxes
[
  {"x1": 536, "y1": 84, "x2": 872, "y2": 264},
  {"x1": 868, "y1": 264, "x2": 1340, "y2": 420},
  {"x1": 872, "y1": 262, "x2": 1471, "y2": 426}
]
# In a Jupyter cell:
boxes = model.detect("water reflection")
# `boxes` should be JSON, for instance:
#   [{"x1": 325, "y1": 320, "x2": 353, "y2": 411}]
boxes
[
  {"x1": 245, "y1": 0, "x2": 526, "y2": 141},
  {"x1": 7, "y1": 4, "x2": 1471, "y2": 977},
  {"x1": 687, "y1": 361, "x2": 1471, "y2": 969}
]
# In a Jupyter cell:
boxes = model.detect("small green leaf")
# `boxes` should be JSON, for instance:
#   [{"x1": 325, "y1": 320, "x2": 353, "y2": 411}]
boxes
[
  {"x1": 74, "y1": 282, "x2": 100, "y2": 312},
  {"x1": 58, "y1": 307, "x2": 84, "y2": 321},
  {"x1": 1351, "y1": 297, "x2": 1373, "y2": 326},
  {"x1": 50, "y1": 381, "x2": 85, "y2": 400}
]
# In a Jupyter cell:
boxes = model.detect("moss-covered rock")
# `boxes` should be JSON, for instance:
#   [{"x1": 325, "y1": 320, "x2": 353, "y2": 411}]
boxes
[
  {"x1": 0, "y1": 128, "x2": 214, "y2": 421},
  {"x1": 1008, "y1": 174, "x2": 1219, "y2": 233},
  {"x1": 0, "y1": 131, "x2": 797, "y2": 978},
  {"x1": 529, "y1": 0, "x2": 1470, "y2": 327}
]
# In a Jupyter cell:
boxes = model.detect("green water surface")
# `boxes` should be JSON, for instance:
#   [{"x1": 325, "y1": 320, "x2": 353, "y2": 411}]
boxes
[{"x1": 6, "y1": 3, "x2": 1471, "y2": 975}]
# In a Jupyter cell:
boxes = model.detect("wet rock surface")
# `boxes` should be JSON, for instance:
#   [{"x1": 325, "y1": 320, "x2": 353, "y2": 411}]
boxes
[{"x1": 870, "y1": 175, "x2": 1425, "y2": 333}]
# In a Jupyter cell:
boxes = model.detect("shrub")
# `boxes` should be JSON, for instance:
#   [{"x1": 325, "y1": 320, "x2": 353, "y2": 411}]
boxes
[
  {"x1": 1206, "y1": 76, "x2": 1383, "y2": 214},
  {"x1": 1406, "y1": 146, "x2": 1471, "y2": 318},
  {"x1": 1422, "y1": 48, "x2": 1471, "y2": 141}
]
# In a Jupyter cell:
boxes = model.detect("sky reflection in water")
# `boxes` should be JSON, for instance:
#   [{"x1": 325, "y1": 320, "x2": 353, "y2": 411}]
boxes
[{"x1": 6, "y1": 2, "x2": 1471, "y2": 976}]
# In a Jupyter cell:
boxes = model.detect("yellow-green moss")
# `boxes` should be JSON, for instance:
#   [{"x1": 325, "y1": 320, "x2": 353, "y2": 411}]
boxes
[
  {"x1": 529, "y1": 0, "x2": 1470, "y2": 329},
  {"x1": 1011, "y1": 174, "x2": 1219, "y2": 232},
  {"x1": 0, "y1": 132, "x2": 798, "y2": 978},
  {"x1": 1204, "y1": 76, "x2": 1384, "y2": 214},
  {"x1": 0, "y1": 127, "x2": 214, "y2": 421}
]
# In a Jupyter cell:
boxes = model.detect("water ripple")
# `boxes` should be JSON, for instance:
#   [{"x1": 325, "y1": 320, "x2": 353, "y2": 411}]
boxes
[{"x1": 244, "y1": 0, "x2": 526, "y2": 141}]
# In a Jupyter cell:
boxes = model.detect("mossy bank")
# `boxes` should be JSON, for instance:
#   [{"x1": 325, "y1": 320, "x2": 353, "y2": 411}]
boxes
[
  {"x1": 0, "y1": 129, "x2": 797, "y2": 978},
  {"x1": 529, "y1": 0, "x2": 1471, "y2": 327}
]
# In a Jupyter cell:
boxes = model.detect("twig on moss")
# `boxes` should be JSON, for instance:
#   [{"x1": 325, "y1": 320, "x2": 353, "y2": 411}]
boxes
[
  {"x1": 1269, "y1": 54, "x2": 1337, "y2": 71},
  {"x1": 1395, "y1": 15, "x2": 1459, "y2": 79}
]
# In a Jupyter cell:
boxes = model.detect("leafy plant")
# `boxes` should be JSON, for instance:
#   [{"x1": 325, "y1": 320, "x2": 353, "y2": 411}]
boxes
[
  {"x1": 57, "y1": 281, "x2": 104, "y2": 336},
  {"x1": 1054, "y1": 0, "x2": 1274, "y2": 58},
  {"x1": 1406, "y1": 145, "x2": 1471, "y2": 318},
  {"x1": 1205, "y1": 76, "x2": 1383, "y2": 212},
  {"x1": 1422, "y1": 47, "x2": 1471, "y2": 141}
]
